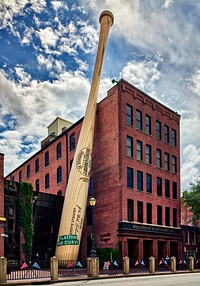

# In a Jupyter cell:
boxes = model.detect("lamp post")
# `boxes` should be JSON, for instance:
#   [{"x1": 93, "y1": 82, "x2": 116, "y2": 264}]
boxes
[{"x1": 89, "y1": 197, "x2": 97, "y2": 257}]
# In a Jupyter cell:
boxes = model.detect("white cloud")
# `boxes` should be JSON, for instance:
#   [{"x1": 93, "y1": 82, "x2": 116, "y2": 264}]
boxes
[
  {"x1": 29, "y1": 0, "x2": 46, "y2": 13},
  {"x1": 0, "y1": 0, "x2": 46, "y2": 29},
  {"x1": 181, "y1": 144, "x2": 200, "y2": 190},
  {"x1": 0, "y1": 0, "x2": 27, "y2": 29},
  {"x1": 0, "y1": 70, "x2": 30, "y2": 124},
  {"x1": 51, "y1": 1, "x2": 68, "y2": 12},
  {"x1": 0, "y1": 69, "x2": 92, "y2": 176},
  {"x1": 15, "y1": 66, "x2": 32, "y2": 85},
  {"x1": 37, "y1": 27, "x2": 58, "y2": 51},
  {"x1": 21, "y1": 27, "x2": 35, "y2": 46},
  {"x1": 187, "y1": 68, "x2": 200, "y2": 98},
  {"x1": 81, "y1": 0, "x2": 200, "y2": 66},
  {"x1": 162, "y1": 0, "x2": 174, "y2": 9},
  {"x1": 121, "y1": 59, "x2": 161, "y2": 93}
]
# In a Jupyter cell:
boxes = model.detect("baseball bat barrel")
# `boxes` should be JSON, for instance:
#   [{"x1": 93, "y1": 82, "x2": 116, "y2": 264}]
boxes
[{"x1": 55, "y1": 10, "x2": 114, "y2": 261}]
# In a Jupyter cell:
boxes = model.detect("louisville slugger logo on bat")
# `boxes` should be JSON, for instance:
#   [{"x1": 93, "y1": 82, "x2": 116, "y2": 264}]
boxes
[
  {"x1": 76, "y1": 147, "x2": 92, "y2": 177},
  {"x1": 55, "y1": 10, "x2": 114, "y2": 261}
]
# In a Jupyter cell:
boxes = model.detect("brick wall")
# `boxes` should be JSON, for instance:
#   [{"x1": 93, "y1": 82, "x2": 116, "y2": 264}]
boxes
[
  {"x1": 4, "y1": 79, "x2": 182, "y2": 261},
  {"x1": 119, "y1": 80, "x2": 181, "y2": 227},
  {"x1": 0, "y1": 153, "x2": 5, "y2": 256}
]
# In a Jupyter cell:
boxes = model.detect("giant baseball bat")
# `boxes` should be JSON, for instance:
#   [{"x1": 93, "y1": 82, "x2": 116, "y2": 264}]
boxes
[{"x1": 55, "y1": 11, "x2": 114, "y2": 261}]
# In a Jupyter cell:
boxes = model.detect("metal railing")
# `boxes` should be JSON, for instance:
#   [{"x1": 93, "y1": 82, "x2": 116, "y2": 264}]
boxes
[
  {"x1": 7, "y1": 260, "x2": 51, "y2": 280},
  {"x1": 129, "y1": 259, "x2": 149, "y2": 273},
  {"x1": 58, "y1": 260, "x2": 87, "y2": 277},
  {"x1": 99, "y1": 260, "x2": 123, "y2": 275},
  {"x1": 4, "y1": 256, "x2": 200, "y2": 281}
]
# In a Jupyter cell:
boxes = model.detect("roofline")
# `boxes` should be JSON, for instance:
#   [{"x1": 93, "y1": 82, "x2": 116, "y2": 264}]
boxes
[
  {"x1": 109, "y1": 78, "x2": 181, "y2": 118},
  {"x1": 5, "y1": 117, "x2": 84, "y2": 179}
]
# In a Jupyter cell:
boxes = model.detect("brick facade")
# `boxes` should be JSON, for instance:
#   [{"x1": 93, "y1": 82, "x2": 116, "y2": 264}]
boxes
[
  {"x1": 0, "y1": 153, "x2": 5, "y2": 256},
  {"x1": 6, "y1": 79, "x2": 181, "y2": 262}
]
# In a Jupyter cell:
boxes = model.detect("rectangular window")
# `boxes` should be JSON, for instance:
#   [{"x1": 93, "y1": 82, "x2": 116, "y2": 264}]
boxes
[
  {"x1": 185, "y1": 231, "x2": 189, "y2": 244},
  {"x1": 127, "y1": 136, "x2": 133, "y2": 157},
  {"x1": 70, "y1": 133, "x2": 75, "y2": 151},
  {"x1": 172, "y1": 156, "x2": 177, "y2": 173},
  {"x1": 9, "y1": 206, "x2": 14, "y2": 216},
  {"x1": 136, "y1": 140, "x2": 143, "y2": 161},
  {"x1": 35, "y1": 158, "x2": 39, "y2": 173},
  {"x1": 57, "y1": 167, "x2": 62, "y2": 183},
  {"x1": 19, "y1": 171, "x2": 22, "y2": 182},
  {"x1": 156, "y1": 149, "x2": 162, "y2": 168},
  {"x1": 192, "y1": 232, "x2": 196, "y2": 244},
  {"x1": 172, "y1": 182, "x2": 177, "y2": 199},
  {"x1": 137, "y1": 170, "x2": 143, "y2": 191},
  {"x1": 45, "y1": 151, "x2": 49, "y2": 167},
  {"x1": 136, "y1": 110, "x2": 142, "y2": 131},
  {"x1": 127, "y1": 199, "x2": 134, "y2": 221},
  {"x1": 127, "y1": 167, "x2": 133, "y2": 188},
  {"x1": 137, "y1": 201, "x2": 143, "y2": 223},
  {"x1": 147, "y1": 203, "x2": 152, "y2": 224},
  {"x1": 145, "y1": 115, "x2": 151, "y2": 135},
  {"x1": 157, "y1": 205, "x2": 162, "y2": 225},
  {"x1": 165, "y1": 179, "x2": 170, "y2": 198},
  {"x1": 172, "y1": 129, "x2": 177, "y2": 147},
  {"x1": 157, "y1": 177, "x2": 162, "y2": 196},
  {"x1": 88, "y1": 177, "x2": 93, "y2": 196},
  {"x1": 165, "y1": 207, "x2": 170, "y2": 226},
  {"x1": 126, "y1": 104, "x2": 133, "y2": 126},
  {"x1": 164, "y1": 152, "x2": 170, "y2": 171},
  {"x1": 146, "y1": 144, "x2": 152, "y2": 164},
  {"x1": 156, "y1": 120, "x2": 161, "y2": 140},
  {"x1": 45, "y1": 173, "x2": 50, "y2": 189},
  {"x1": 57, "y1": 142, "x2": 62, "y2": 159},
  {"x1": 173, "y1": 208, "x2": 177, "y2": 227},
  {"x1": 146, "y1": 173, "x2": 152, "y2": 193},
  {"x1": 164, "y1": 125, "x2": 169, "y2": 143},
  {"x1": 27, "y1": 164, "x2": 30, "y2": 178},
  {"x1": 35, "y1": 179, "x2": 40, "y2": 192}
]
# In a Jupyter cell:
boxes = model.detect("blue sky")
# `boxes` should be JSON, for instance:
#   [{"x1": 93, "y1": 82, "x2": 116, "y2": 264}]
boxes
[{"x1": 0, "y1": 0, "x2": 200, "y2": 191}]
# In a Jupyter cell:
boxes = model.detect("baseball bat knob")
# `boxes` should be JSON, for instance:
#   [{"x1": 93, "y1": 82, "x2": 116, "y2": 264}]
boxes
[{"x1": 99, "y1": 10, "x2": 114, "y2": 26}]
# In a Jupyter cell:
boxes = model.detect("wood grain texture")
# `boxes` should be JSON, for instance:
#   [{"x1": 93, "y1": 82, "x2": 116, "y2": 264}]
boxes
[{"x1": 55, "y1": 10, "x2": 114, "y2": 261}]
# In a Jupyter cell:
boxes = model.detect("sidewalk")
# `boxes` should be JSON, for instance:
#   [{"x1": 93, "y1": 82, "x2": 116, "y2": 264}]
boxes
[{"x1": 2, "y1": 269, "x2": 200, "y2": 286}]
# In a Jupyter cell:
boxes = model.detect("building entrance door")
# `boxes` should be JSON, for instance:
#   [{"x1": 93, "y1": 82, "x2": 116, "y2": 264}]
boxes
[
  {"x1": 143, "y1": 240, "x2": 153, "y2": 260},
  {"x1": 170, "y1": 241, "x2": 178, "y2": 258},
  {"x1": 128, "y1": 239, "x2": 139, "y2": 259},
  {"x1": 158, "y1": 241, "x2": 166, "y2": 259}
]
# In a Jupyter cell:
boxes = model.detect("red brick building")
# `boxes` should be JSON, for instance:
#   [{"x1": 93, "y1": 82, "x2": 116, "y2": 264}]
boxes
[
  {"x1": 181, "y1": 201, "x2": 200, "y2": 259},
  {"x1": 5, "y1": 79, "x2": 181, "y2": 262},
  {"x1": 0, "y1": 153, "x2": 6, "y2": 256}
]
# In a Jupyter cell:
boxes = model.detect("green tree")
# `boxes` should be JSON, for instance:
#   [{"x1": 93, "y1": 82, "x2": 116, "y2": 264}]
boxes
[
  {"x1": 17, "y1": 182, "x2": 34, "y2": 262},
  {"x1": 183, "y1": 180, "x2": 200, "y2": 225}
]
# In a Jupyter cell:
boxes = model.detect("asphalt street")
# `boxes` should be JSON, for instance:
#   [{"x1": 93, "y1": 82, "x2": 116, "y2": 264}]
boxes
[{"x1": 45, "y1": 273, "x2": 200, "y2": 286}]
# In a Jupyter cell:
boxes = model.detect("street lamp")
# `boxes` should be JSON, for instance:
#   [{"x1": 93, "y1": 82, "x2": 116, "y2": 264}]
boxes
[
  {"x1": 0, "y1": 234, "x2": 8, "y2": 237},
  {"x1": 89, "y1": 196, "x2": 97, "y2": 257}
]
